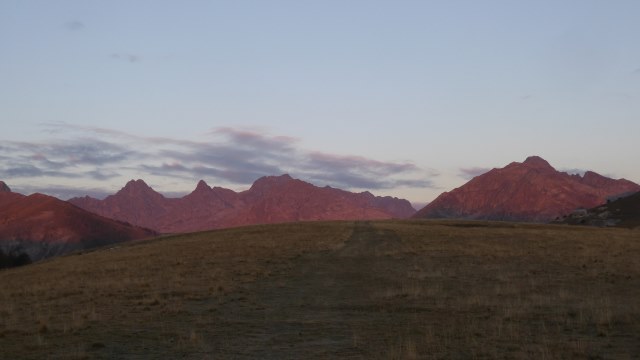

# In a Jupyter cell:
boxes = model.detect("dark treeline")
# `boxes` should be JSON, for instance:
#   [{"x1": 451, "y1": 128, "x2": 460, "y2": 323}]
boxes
[{"x1": 0, "y1": 249, "x2": 32, "y2": 269}]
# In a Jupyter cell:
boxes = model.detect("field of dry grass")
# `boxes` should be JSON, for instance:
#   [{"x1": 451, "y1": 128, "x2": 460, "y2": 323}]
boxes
[{"x1": 1, "y1": 220, "x2": 639, "y2": 359}]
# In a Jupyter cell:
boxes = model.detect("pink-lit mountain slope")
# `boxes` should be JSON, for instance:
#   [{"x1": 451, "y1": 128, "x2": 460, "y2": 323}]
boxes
[
  {"x1": 70, "y1": 174, "x2": 416, "y2": 233},
  {"x1": 414, "y1": 156, "x2": 640, "y2": 222}
]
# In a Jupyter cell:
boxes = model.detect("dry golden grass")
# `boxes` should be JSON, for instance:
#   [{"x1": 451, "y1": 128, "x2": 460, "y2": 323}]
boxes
[
  {"x1": 369, "y1": 221, "x2": 640, "y2": 359},
  {"x1": 0, "y1": 221, "x2": 351, "y2": 359},
  {"x1": 0, "y1": 219, "x2": 639, "y2": 359}
]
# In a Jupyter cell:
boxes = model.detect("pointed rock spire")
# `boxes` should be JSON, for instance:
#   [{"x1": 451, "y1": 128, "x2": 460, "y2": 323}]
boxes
[{"x1": 194, "y1": 180, "x2": 211, "y2": 192}]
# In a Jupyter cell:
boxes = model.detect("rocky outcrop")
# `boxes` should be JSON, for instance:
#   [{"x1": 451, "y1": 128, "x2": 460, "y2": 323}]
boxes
[
  {"x1": 553, "y1": 191, "x2": 640, "y2": 228},
  {"x1": 414, "y1": 156, "x2": 640, "y2": 222}
]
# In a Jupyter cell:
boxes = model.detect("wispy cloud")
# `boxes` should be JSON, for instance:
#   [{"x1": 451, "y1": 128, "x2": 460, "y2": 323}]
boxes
[
  {"x1": 298, "y1": 152, "x2": 432, "y2": 190},
  {"x1": 64, "y1": 21, "x2": 85, "y2": 31},
  {"x1": 85, "y1": 169, "x2": 121, "y2": 181},
  {"x1": 111, "y1": 53, "x2": 140, "y2": 63},
  {"x1": 306, "y1": 152, "x2": 418, "y2": 174},
  {"x1": 1, "y1": 164, "x2": 72, "y2": 178},
  {"x1": 212, "y1": 127, "x2": 298, "y2": 152},
  {"x1": 1, "y1": 123, "x2": 435, "y2": 197},
  {"x1": 561, "y1": 168, "x2": 588, "y2": 176},
  {"x1": 3, "y1": 138, "x2": 136, "y2": 167}
]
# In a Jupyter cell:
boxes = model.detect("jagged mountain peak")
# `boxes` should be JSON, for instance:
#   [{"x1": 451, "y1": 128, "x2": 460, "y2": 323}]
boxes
[
  {"x1": 124, "y1": 179, "x2": 151, "y2": 189},
  {"x1": 117, "y1": 179, "x2": 158, "y2": 196},
  {"x1": 194, "y1": 179, "x2": 211, "y2": 192},
  {"x1": 71, "y1": 174, "x2": 416, "y2": 233},
  {"x1": 415, "y1": 156, "x2": 640, "y2": 222}
]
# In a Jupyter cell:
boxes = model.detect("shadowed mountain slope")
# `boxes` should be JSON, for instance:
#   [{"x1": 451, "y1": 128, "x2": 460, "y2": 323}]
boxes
[
  {"x1": 70, "y1": 175, "x2": 416, "y2": 233},
  {"x1": 0, "y1": 181, "x2": 11, "y2": 193},
  {"x1": 414, "y1": 156, "x2": 640, "y2": 222},
  {"x1": 0, "y1": 185, "x2": 156, "y2": 261},
  {"x1": 554, "y1": 191, "x2": 640, "y2": 228}
]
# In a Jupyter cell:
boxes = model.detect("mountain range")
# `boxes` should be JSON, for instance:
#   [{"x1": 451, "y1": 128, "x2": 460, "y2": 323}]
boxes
[
  {"x1": 0, "y1": 181, "x2": 155, "y2": 261},
  {"x1": 69, "y1": 174, "x2": 416, "y2": 233},
  {"x1": 414, "y1": 156, "x2": 640, "y2": 222},
  {"x1": 2, "y1": 156, "x2": 639, "y2": 265}
]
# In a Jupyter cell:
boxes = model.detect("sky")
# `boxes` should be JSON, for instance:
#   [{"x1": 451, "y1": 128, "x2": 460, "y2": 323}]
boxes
[{"x1": 1, "y1": 0, "x2": 639, "y2": 208}]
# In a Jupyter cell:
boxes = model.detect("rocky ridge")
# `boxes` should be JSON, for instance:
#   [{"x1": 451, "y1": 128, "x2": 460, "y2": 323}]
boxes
[
  {"x1": 414, "y1": 156, "x2": 640, "y2": 222},
  {"x1": 70, "y1": 175, "x2": 416, "y2": 233}
]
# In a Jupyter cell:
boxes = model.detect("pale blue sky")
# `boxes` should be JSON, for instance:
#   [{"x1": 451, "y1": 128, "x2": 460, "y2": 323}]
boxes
[{"x1": 1, "y1": 1, "x2": 639, "y2": 206}]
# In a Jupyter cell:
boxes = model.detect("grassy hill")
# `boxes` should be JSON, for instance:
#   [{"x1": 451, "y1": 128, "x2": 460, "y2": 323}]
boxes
[{"x1": 1, "y1": 220, "x2": 639, "y2": 359}]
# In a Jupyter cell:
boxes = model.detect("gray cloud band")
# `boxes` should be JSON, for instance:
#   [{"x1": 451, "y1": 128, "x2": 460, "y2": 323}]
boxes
[{"x1": 1, "y1": 123, "x2": 435, "y2": 196}]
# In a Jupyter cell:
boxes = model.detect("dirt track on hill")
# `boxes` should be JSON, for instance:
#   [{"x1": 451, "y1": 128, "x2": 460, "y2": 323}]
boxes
[
  {"x1": 97, "y1": 221, "x2": 415, "y2": 359},
  {"x1": 204, "y1": 221, "x2": 411, "y2": 359}
]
